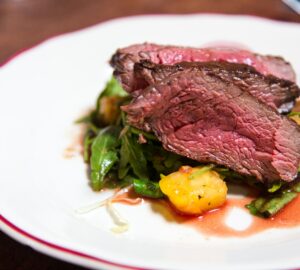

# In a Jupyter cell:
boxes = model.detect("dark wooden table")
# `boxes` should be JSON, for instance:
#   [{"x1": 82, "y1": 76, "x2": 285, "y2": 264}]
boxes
[{"x1": 0, "y1": 0, "x2": 299, "y2": 269}]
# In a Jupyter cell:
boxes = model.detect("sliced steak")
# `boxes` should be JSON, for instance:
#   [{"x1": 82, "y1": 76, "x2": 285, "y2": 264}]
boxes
[
  {"x1": 134, "y1": 60, "x2": 300, "y2": 113},
  {"x1": 110, "y1": 43, "x2": 296, "y2": 96},
  {"x1": 122, "y1": 67, "x2": 300, "y2": 183}
]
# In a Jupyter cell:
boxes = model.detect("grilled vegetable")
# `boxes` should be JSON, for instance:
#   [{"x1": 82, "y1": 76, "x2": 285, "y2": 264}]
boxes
[
  {"x1": 159, "y1": 166, "x2": 227, "y2": 215},
  {"x1": 246, "y1": 181, "x2": 300, "y2": 217}
]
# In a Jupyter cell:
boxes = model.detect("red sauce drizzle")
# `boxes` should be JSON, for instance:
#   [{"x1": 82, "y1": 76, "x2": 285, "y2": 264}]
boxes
[
  {"x1": 181, "y1": 195, "x2": 300, "y2": 237},
  {"x1": 114, "y1": 188, "x2": 300, "y2": 237}
]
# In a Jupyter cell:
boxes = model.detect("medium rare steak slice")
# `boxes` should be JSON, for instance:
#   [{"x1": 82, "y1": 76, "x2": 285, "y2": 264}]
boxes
[
  {"x1": 111, "y1": 43, "x2": 296, "y2": 95},
  {"x1": 122, "y1": 68, "x2": 300, "y2": 183},
  {"x1": 134, "y1": 60, "x2": 300, "y2": 113}
]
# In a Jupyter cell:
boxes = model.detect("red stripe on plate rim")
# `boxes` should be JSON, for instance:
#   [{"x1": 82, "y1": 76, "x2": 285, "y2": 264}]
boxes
[{"x1": 0, "y1": 214, "x2": 150, "y2": 270}]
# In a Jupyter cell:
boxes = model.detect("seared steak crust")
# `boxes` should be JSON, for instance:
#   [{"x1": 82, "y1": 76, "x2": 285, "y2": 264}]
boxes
[
  {"x1": 111, "y1": 43, "x2": 296, "y2": 96},
  {"x1": 134, "y1": 60, "x2": 300, "y2": 113}
]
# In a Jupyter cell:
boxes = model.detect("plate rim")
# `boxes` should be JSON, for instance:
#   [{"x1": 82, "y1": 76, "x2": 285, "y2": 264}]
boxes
[
  {"x1": 1, "y1": 13, "x2": 300, "y2": 270},
  {"x1": 0, "y1": 214, "x2": 145, "y2": 270}
]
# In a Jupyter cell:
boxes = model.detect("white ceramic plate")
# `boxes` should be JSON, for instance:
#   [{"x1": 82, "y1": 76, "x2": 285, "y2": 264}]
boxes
[{"x1": 1, "y1": 14, "x2": 300, "y2": 270}]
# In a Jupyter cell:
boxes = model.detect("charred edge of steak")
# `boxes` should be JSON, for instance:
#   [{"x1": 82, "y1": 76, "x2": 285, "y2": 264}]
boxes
[
  {"x1": 134, "y1": 60, "x2": 300, "y2": 114},
  {"x1": 135, "y1": 60, "x2": 297, "y2": 89},
  {"x1": 110, "y1": 44, "x2": 297, "y2": 99},
  {"x1": 110, "y1": 52, "x2": 150, "y2": 93}
]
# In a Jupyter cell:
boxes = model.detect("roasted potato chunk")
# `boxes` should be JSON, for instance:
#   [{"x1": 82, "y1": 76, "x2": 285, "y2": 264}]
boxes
[{"x1": 159, "y1": 166, "x2": 227, "y2": 215}]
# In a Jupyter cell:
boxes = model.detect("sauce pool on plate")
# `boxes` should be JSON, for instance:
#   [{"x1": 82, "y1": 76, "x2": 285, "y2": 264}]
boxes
[
  {"x1": 114, "y1": 188, "x2": 300, "y2": 237},
  {"x1": 186, "y1": 195, "x2": 300, "y2": 237}
]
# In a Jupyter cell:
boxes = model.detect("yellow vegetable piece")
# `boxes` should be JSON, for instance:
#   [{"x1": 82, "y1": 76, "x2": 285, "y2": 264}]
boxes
[
  {"x1": 290, "y1": 115, "x2": 300, "y2": 125},
  {"x1": 159, "y1": 166, "x2": 227, "y2": 215},
  {"x1": 99, "y1": 96, "x2": 122, "y2": 125}
]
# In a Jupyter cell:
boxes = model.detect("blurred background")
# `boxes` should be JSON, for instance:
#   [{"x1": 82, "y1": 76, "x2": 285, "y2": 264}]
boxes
[
  {"x1": 0, "y1": 0, "x2": 299, "y2": 269},
  {"x1": 1, "y1": 0, "x2": 300, "y2": 66}
]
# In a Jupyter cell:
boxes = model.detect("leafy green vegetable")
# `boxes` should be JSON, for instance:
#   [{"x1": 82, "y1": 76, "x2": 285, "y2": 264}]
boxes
[
  {"x1": 133, "y1": 178, "x2": 164, "y2": 198},
  {"x1": 99, "y1": 76, "x2": 127, "y2": 98},
  {"x1": 83, "y1": 131, "x2": 95, "y2": 162},
  {"x1": 90, "y1": 126, "x2": 120, "y2": 191},
  {"x1": 75, "y1": 114, "x2": 93, "y2": 124},
  {"x1": 96, "y1": 77, "x2": 127, "y2": 112},
  {"x1": 214, "y1": 167, "x2": 245, "y2": 181},
  {"x1": 104, "y1": 173, "x2": 134, "y2": 189},
  {"x1": 214, "y1": 167, "x2": 264, "y2": 189},
  {"x1": 129, "y1": 127, "x2": 158, "y2": 141},
  {"x1": 75, "y1": 111, "x2": 100, "y2": 134},
  {"x1": 142, "y1": 143, "x2": 185, "y2": 177},
  {"x1": 77, "y1": 77, "x2": 129, "y2": 129},
  {"x1": 119, "y1": 131, "x2": 149, "y2": 180},
  {"x1": 118, "y1": 132, "x2": 131, "y2": 179}
]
